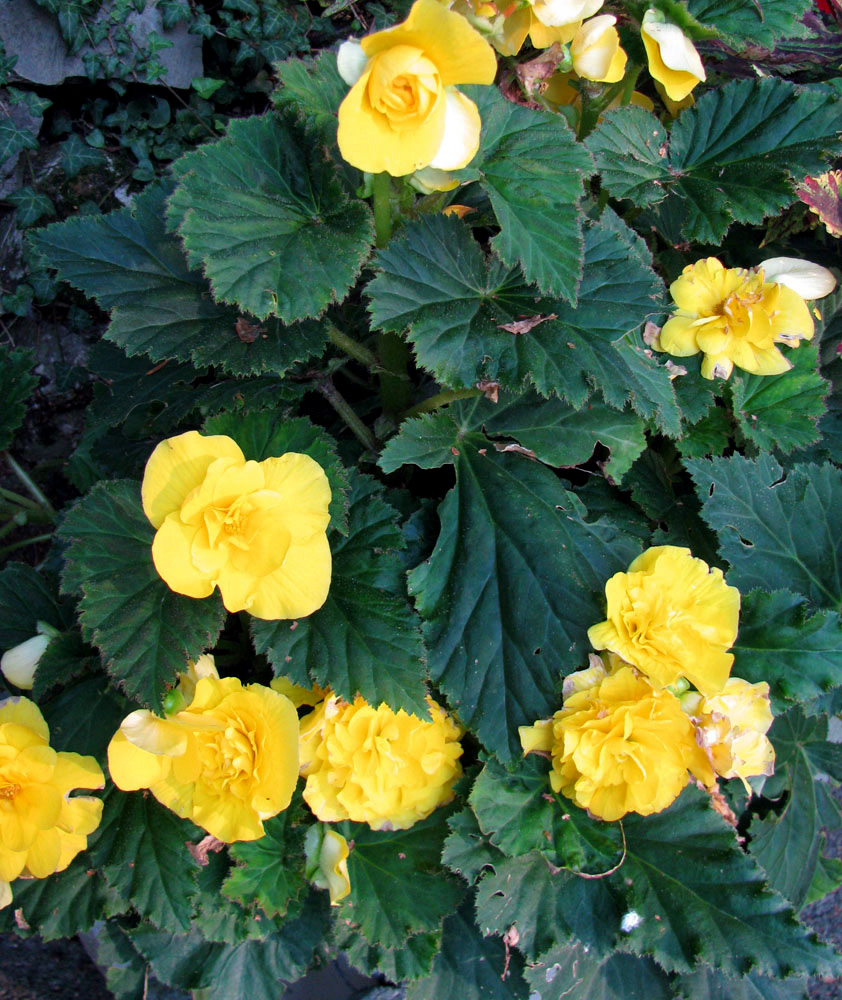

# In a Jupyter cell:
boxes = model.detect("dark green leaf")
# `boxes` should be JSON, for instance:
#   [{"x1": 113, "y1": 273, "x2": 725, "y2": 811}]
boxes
[
  {"x1": 58, "y1": 480, "x2": 227, "y2": 710},
  {"x1": 686, "y1": 455, "x2": 842, "y2": 609},
  {"x1": 7, "y1": 185, "x2": 55, "y2": 226},
  {"x1": 28, "y1": 182, "x2": 327, "y2": 377},
  {"x1": 61, "y1": 133, "x2": 106, "y2": 177},
  {"x1": 524, "y1": 942, "x2": 673, "y2": 1000},
  {"x1": 32, "y1": 630, "x2": 101, "y2": 702},
  {"x1": 588, "y1": 80, "x2": 842, "y2": 243},
  {"x1": 674, "y1": 965, "x2": 809, "y2": 1000},
  {"x1": 0, "y1": 563, "x2": 72, "y2": 650},
  {"x1": 39, "y1": 675, "x2": 127, "y2": 759},
  {"x1": 0, "y1": 346, "x2": 37, "y2": 450},
  {"x1": 273, "y1": 51, "x2": 346, "y2": 144},
  {"x1": 457, "y1": 84, "x2": 592, "y2": 301},
  {"x1": 168, "y1": 113, "x2": 373, "y2": 322},
  {"x1": 685, "y1": 0, "x2": 813, "y2": 48},
  {"x1": 0, "y1": 113, "x2": 39, "y2": 162},
  {"x1": 442, "y1": 807, "x2": 505, "y2": 886},
  {"x1": 89, "y1": 787, "x2": 200, "y2": 930},
  {"x1": 409, "y1": 444, "x2": 640, "y2": 760},
  {"x1": 337, "y1": 925, "x2": 440, "y2": 982}
]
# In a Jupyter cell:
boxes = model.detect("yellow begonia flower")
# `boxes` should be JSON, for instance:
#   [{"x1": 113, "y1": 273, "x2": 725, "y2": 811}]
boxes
[
  {"x1": 570, "y1": 15, "x2": 627, "y2": 83},
  {"x1": 304, "y1": 824, "x2": 351, "y2": 905},
  {"x1": 694, "y1": 678, "x2": 775, "y2": 792},
  {"x1": 656, "y1": 257, "x2": 828, "y2": 380},
  {"x1": 142, "y1": 430, "x2": 331, "y2": 621},
  {"x1": 641, "y1": 8, "x2": 705, "y2": 102},
  {"x1": 336, "y1": 0, "x2": 497, "y2": 176},
  {"x1": 588, "y1": 545, "x2": 740, "y2": 698},
  {"x1": 300, "y1": 693, "x2": 463, "y2": 830},
  {"x1": 520, "y1": 666, "x2": 714, "y2": 821},
  {"x1": 0, "y1": 697, "x2": 104, "y2": 884},
  {"x1": 108, "y1": 667, "x2": 299, "y2": 842}
]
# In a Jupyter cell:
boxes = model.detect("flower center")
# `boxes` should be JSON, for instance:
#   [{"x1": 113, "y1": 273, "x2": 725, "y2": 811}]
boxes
[
  {"x1": 199, "y1": 718, "x2": 258, "y2": 799},
  {"x1": 0, "y1": 783, "x2": 20, "y2": 800}
]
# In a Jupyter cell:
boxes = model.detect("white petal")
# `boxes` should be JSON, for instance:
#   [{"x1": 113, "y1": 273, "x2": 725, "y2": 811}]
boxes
[
  {"x1": 336, "y1": 40, "x2": 368, "y2": 87},
  {"x1": 0, "y1": 881, "x2": 11, "y2": 910},
  {"x1": 759, "y1": 257, "x2": 837, "y2": 300},
  {"x1": 642, "y1": 10, "x2": 706, "y2": 79},
  {"x1": 429, "y1": 89, "x2": 481, "y2": 171},
  {"x1": 534, "y1": 0, "x2": 603, "y2": 26},
  {"x1": 1, "y1": 634, "x2": 49, "y2": 690}
]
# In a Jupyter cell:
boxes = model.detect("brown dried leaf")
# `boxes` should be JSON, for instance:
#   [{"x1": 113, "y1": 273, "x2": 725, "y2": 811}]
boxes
[
  {"x1": 797, "y1": 170, "x2": 842, "y2": 238},
  {"x1": 498, "y1": 313, "x2": 558, "y2": 335}
]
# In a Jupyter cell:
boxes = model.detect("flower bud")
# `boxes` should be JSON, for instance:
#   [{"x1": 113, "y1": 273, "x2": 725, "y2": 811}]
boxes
[
  {"x1": 696, "y1": 678, "x2": 775, "y2": 792},
  {"x1": 1, "y1": 633, "x2": 50, "y2": 690},
  {"x1": 304, "y1": 824, "x2": 351, "y2": 905},
  {"x1": 570, "y1": 15, "x2": 627, "y2": 83},
  {"x1": 641, "y1": 8, "x2": 705, "y2": 102}
]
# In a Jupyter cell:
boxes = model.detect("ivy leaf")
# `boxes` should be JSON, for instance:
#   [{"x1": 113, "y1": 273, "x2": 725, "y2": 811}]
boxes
[
  {"x1": 729, "y1": 345, "x2": 828, "y2": 455},
  {"x1": 523, "y1": 942, "x2": 673, "y2": 1000},
  {"x1": 167, "y1": 112, "x2": 373, "y2": 322},
  {"x1": 732, "y1": 590, "x2": 842, "y2": 713},
  {"x1": 380, "y1": 391, "x2": 646, "y2": 482},
  {"x1": 28, "y1": 182, "x2": 328, "y2": 377},
  {"x1": 409, "y1": 444, "x2": 640, "y2": 760},
  {"x1": 686, "y1": 455, "x2": 842, "y2": 610},
  {"x1": 339, "y1": 808, "x2": 465, "y2": 949},
  {"x1": 204, "y1": 409, "x2": 349, "y2": 536},
  {"x1": 223, "y1": 798, "x2": 308, "y2": 919},
  {"x1": 406, "y1": 897, "x2": 529, "y2": 1000},
  {"x1": 252, "y1": 473, "x2": 427, "y2": 715},
  {"x1": 6, "y1": 185, "x2": 55, "y2": 226},
  {"x1": 0, "y1": 112, "x2": 39, "y2": 163},
  {"x1": 0, "y1": 347, "x2": 37, "y2": 451},
  {"x1": 685, "y1": 0, "x2": 813, "y2": 48},
  {"x1": 457, "y1": 84, "x2": 592, "y2": 302},
  {"x1": 131, "y1": 892, "x2": 330, "y2": 1000},
  {"x1": 369, "y1": 210, "x2": 678, "y2": 435},
  {"x1": 748, "y1": 707, "x2": 838, "y2": 909},
  {"x1": 89, "y1": 786, "x2": 201, "y2": 930},
  {"x1": 61, "y1": 133, "x2": 106, "y2": 177},
  {"x1": 587, "y1": 80, "x2": 842, "y2": 244},
  {"x1": 58, "y1": 480, "x2": 227, "y2": 711}
]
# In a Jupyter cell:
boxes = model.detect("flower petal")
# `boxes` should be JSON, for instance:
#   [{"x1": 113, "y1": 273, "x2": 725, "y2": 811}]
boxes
[
  {"x1": 248, "y1": 531, "x2": 332, "y2": 620},
  {"x1": 108, "y1": 730, "x2": 172, "y2": 791},
  {"x1": 760, "y1": 257, "x2": 837, "y2": 300},
  {"x1": 337, "y1": 39, "x2": 368, "y2": 86},
  {"x1": 152, "y1": 513, "x2": 216, "y2": 599},
  {"x1": 429, "y1": 89, "x2": 482, "y2": 171}
]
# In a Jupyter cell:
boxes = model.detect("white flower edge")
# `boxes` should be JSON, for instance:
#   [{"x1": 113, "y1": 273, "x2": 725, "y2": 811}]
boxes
[
  {"x1": 533, "y1": 0, "x2": 603, "y2": 28},
  {"x1": 0, "y1": 633, "x2": 50, "y2": 690},
  {"x1": 760, "y1": 257, "x2": 837, "y2": 300},
  {"x1": 337, "y1": 40, "x2": 368, "y2": 86},
  {"x1": 642, "y1": 9, "x2": 705, "y2": 79},
  {"x1": 429, "y1": 89, "x2": 482, "y2": 171}
]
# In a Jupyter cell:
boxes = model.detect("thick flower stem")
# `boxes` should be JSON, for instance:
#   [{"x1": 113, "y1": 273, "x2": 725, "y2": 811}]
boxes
[
  {"x1": 620, "y1": 63, "x2": 643, "y2": 105},
  {"x1": 403, "y1": 387, "x2": 485, "y2": 420},
  {"x1": 325, "y1": 321, "x2": 380, "y2": 371},
  {"x1": 317, "y1": 378, "x2": 381, "y2": 455},
  {"x1": 372, "y1": 172, "x2": 393, "y2": 249}
]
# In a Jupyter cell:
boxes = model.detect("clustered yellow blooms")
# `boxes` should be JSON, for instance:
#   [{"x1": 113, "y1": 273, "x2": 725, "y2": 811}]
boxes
[
  {"x1": 142, "y1": 430, "x2": 331, "y2": 620},
  {"x1": 1, "y1": 697, "x2": 104, "y2": 909},
  {"x1": 521, "y1": 546, "x2": 776, "y2": 821},
  {"x1": 299, "y1": 692, "x2": 463, "y2": 830},
  {"x1": 655, "y1": 256, "x2": 837, "y2": 380},
  {"x1": 336, "y1": 0, "x2": 498, "y2": 176},
  {"x1": 108, "y1": 656, "x2": 300, "y2": 842}
]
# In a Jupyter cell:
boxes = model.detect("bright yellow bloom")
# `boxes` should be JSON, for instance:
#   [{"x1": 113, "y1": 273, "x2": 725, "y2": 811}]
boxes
[
  {"x1": 641, "y1": 8, "x2": 705, "y2": 102},
  {"x1": 336, "y1": 0, "x2": 497, "y2": 176},
  {"x1": 520, "y1": 666, "x2": 714, "y2": 821},
  {"x1": 693, "y1": 678, "x2": 775, "y2": 792},
  {"x1": 108, "y1": 659, "x2": 299, "y2": 842},
  {"x1": 656, "y1": 257, "x2": 822, "y2": 379},
  {"x1": 142, "y1": 430, "x2": 331, "y2": 620},
  {"x1": 300, "y1": 693, "x2": 463, "y2": 830},
  {"x1": 588, "y1": 546, "x2": 740, "y2": 698},
  {"x1": 304, "y1": 824, "x2": 351, "y2": 905},
  {"x1": 0, "y1": 697, "x2": 103, "y2": 884},
  {"x1": 570, "y1": 15, "x2": 626, "y2": 83}
]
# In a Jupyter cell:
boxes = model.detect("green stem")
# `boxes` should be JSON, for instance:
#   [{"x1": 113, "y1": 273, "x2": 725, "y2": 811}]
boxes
[
  {"x1": 372, "y1": 172, "x2": 393, "y2": 249},
  {"x1": 0, "y1": 532, "x2": 53, "y2": 559},
  {"x1": 0, "y1": 485, "x2": 45, "y2": 512},
  {"x1": 620, "y1": 63, "x2": 643, "y2": 106},
  {"x1": 403, "y1": 387, "x2": 484, "y2": 420},
  {"x1": 3, "y1": 452, "x2": 55, "y2": 518},
  {"x1": 326, "y1": 321, "x2": 380, "y2": 371},
  {"x1": 316, "y1": 379, "x2": 380, "y2": 455}
]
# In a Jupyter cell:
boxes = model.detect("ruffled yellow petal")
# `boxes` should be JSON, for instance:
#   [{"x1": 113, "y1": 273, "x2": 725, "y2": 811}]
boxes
[
  {"x1": 108, "y1": 730, "x2": 173, "y2": 791},
  {"x1": 519, "y1": 719, "x2": 554, "y2": 754},
  {"x1": 259, "y1": 454, "x2": 332, "y2": 541},
  {"x1": 248, "y1": 531, "x2": 332, "y2": 621},
  {"x1": 0, "y1": 697, "x2": 50, "y2": 741},
  {"x1": 22, "y1": 827, "x2": 62, "y2": 879},
  {"x1": 142, "y1": 431, "x2": 244, "y2": 530},
  {"x1": 659, "y1": 314, "x2": 703, "y2": 356},
  {"x1": 152, "y1": 513, "x2": 215, "y2": 599}
]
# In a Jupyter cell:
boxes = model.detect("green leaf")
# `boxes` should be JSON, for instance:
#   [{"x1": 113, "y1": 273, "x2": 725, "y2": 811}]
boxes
[
  {"x1": 369, "y1": 211, "x2": 678, "y2": 435},
  {"x1": 409, "y1": 444, "x2": 641, "y2": 760},
  {"x1": 131, "y1": 891, "x2": 330, "y2": 999},
  {"x1": 32, "y1": 629, "x2": 101, "y2": 702},
  {"x1": 0, "y1": 344, "x2": 39, "y2": 451},
  {"x1": 89, "y1": 787, "x2": 200, "y2": 930},
  {"x1": 193, "y1": 849, "x2": 278, "y2": 944},
  {"x1": 273, "y1": 51, "x2": 346, "y2": 145},
  {"x1": 7, "y1": 185, "x2": 55, "y2": 226},
  {"x1": 223, "y1": 799, "x2": 307, "y2": 919},
  {"x1": 457, "y1": 84, "x2": 592, "y2": 302},
  {"x1": 167, "y1": 112, "x2": 373, "y2": 322},
  {"x1": 61, "y1": 133, "x2": 106, "y2": 177},
  {"x1": 380, "y1": 391, "x2": 646, "y2": 482},
  {"x1": 677, "y1": 406, "x2": 732, "y2": 460},
  {"x1": 39, "y1": 674, "x2": 127, "y2": 759},
  {"x1": 732, "y1": 590, "x2": 842, "y2": 713},
  {"x1": 686, "y1": 455, "x2": 842, "y2": 609},
  {"x1": 0, "y1": 112, "x2": 39, "y2": 163},
  {"x1": 28, "y1": 182, "x2": 328, "y2": 377},
  {"x1": 58, "y1": 480, "x2": 227, "y2": 711},
  {"x1": 442, "y1": 807, "x2": 505, "y2": 887},
  {"x1": 406, "y1": 897, "x2": 530, "y2": 1000},
  {"x1": 204, "y1": 409, "x2": 349, "y2": 535},
  {"x1": 587, "y1": 80, "x2": 842, "y2": 243},
  {"x1": 337, "y1": 925, "x2": 440, "y2": 982},
  {"x1": 0, "y1": 563, "x2": 72, "y2": 650},
  {"x1": 252, "y1": 473, "x2": 427, "y2": 715},
  {"x1": 11, "y1": 853, "x2": 127, "y2": 940},
  {"x1": 523, "y1": 942, "x2": 673, "y2": 1000},
  {"x1": 729, "y1": 344, "x2": 828, "y2": 455},
  {"x1": 88, "y1": 919, "x2": 149, "y2": 1000},
  {"x1": 339, "y1": 808, "x2": 464, "y2": 949},
  {"x1": 674, "y1": 965, "x2": 809, "y2": 1000},
  {"x1": 685, "y1": 0, "x2": 813, "y2": 48}
]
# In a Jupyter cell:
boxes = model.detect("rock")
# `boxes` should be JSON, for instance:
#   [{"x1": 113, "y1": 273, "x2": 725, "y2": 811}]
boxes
[{"x1": 0, "y1": 0, "x2": 202, "y2": 88}]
